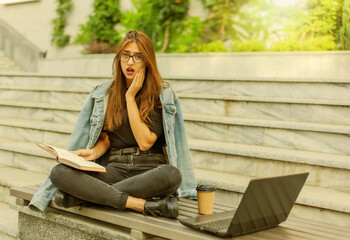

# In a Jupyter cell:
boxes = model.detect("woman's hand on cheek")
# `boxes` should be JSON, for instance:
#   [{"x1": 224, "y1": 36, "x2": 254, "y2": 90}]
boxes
[{"x1": 126, "y1": 67, "x2": 145, "y2": 99}]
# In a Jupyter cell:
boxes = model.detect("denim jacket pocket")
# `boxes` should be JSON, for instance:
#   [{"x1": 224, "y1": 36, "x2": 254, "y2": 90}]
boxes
[
  {"x1": 164, "y1": 104, "x2": 176, "y2": 130},
  {"x1": 88, "y1": 114, "x2": 99, "y2": 147}
]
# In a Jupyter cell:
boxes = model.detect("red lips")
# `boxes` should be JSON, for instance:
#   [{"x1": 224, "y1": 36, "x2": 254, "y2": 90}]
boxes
[{"x1": 126, "y1": 67, "x2": 134, "y2": 75}]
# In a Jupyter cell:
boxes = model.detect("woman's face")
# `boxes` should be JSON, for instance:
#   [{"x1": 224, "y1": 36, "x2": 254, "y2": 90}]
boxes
[{"x1": 120, "y1": 42, "x2": 146, "y2": 84}]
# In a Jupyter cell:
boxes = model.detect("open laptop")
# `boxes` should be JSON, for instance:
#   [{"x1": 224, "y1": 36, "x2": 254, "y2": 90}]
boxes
[{"x1": 179, "y1": 172, "x2": 309, "y2": 238}]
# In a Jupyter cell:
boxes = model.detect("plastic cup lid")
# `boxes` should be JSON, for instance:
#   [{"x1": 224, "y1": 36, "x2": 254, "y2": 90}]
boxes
[{"x1": 196, "y1": 184, "x2": 216, "y2": 192}]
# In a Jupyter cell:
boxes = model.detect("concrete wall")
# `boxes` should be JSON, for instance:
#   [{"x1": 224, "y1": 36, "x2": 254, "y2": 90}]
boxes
[
  {"x1": 0, "y1": 0, "x2": 94, "y2": 59},
  {"x1": 38, "y1": 51, "x2": 350, "y2": 80},
  {"x1": 0, "y1": 17, "x2": 43, "y2": 72}
]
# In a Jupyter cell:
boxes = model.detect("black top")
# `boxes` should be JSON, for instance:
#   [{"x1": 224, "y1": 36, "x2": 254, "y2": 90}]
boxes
[{"x1": 106, "y1": 107, "x2": 165, "y2": 151}]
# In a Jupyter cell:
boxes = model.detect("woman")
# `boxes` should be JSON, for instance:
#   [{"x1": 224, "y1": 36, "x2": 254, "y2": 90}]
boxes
[{"x1": 29, "y1": 30, "x2": 197, "y2": 219}]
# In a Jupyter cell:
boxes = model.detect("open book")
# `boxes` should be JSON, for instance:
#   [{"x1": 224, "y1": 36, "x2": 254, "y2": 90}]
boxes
[{"x1": 37, "y1": 143, "x2": 106, "y2": 172}]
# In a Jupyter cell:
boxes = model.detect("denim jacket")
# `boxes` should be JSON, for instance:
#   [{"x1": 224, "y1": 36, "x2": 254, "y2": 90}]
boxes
[{"x1": 29, "y1": 81, "x2": 197, "y2": 213}]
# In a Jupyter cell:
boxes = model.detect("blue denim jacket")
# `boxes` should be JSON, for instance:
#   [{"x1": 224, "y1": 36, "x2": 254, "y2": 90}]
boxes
[{"x1": 29, "y1": 81, "x2": 197, "y2": 213}]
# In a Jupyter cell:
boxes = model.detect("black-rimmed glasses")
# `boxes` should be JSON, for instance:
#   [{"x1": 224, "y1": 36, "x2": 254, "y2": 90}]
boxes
[{"x1": 120, "y1": 53, "x2": 144, "y2": 63}]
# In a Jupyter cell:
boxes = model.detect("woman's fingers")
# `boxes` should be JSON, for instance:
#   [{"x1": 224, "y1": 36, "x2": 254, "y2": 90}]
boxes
[
  {"x1": 133, "y1": 68, "x2": 145, "y2": 89},
  {"x1": 126, "y1": 68, "x2": 146, "y2": 97},
  {"x1": 70, "y1": 149, "x2": 94, "y2": 160},
  {"x1": 69, "y1": 150, "x2": 82, "y2": 156}
]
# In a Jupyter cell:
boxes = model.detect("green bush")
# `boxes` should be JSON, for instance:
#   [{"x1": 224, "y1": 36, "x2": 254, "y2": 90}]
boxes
[
  {"x1": 301, "y1": 36, "x2": 338, "y2": 50},
  {"x1": 74, "y1": 0, "x2": 122, "y2": 53},
  {"x1": 270, "y1": 39, "x2": 300, "y2": 51},
  {"x1": 271, "y1": 35, "x2": 338, "y2": 51},
  {"x1": 232, "y1": 40, "x2": 266, "y2": 52},
  {"x1": 191, "y1": 40, "x2": 227, "y2": 53},
  {"x1": 167, "y1": 17, "x2": 205, "y2": 53},
  {"x1": 121, "y1": 0, "x2": 190, "y2": 52}
]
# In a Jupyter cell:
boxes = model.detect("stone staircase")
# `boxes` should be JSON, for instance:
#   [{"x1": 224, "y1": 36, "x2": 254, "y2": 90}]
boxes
[
  {"x1": 170, "y1": 77, "x2": 350, "y2": 227},
  {"x1": 0, "y1": 73, "x2": 349, "y2": 238}
]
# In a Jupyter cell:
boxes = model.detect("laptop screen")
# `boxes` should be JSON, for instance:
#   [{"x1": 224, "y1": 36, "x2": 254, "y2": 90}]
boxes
[{"x1": 228, "y1": 173, "x2": 308, "y2": 236}]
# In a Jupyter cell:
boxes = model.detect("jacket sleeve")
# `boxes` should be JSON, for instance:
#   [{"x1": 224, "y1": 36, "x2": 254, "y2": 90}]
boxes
[
  {"x1": 173, "y1": 92, "x2": 198, "y2": 198},
  {"x1": 65, "y1": 88, "x2": 96, "y2": 151}
]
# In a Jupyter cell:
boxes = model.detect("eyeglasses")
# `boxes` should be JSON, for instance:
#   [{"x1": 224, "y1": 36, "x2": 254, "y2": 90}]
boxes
[{"x1": 120, "y1": 53, "x2": 144, "y2": 63}]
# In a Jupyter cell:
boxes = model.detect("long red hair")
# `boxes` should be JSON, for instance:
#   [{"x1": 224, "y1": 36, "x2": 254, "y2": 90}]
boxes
[{"x1": 104, "y1": 30, "x2": 164, "y2": 131}]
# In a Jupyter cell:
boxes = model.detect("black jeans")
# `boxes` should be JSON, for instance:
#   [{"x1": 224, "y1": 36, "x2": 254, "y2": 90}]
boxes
[{"x1": 50, "y1": 152, "x2": 182, "y2": 210}]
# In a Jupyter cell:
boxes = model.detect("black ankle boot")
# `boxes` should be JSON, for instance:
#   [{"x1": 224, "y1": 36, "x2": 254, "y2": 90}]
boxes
[
  {"x1": 143, "y1": 197, "x2": 179, "y2": 219},
  {"x1": 54, "y1": 190, "x2": 87, "y2": 209}
]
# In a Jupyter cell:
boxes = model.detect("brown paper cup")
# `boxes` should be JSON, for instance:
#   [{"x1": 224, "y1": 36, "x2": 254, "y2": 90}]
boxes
[{"x1": 196, "y1": 185, "x2": 216, "y2": 215}]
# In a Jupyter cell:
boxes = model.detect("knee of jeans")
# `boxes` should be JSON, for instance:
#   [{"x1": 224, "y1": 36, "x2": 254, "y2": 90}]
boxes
[
  {"x1": 50, "y1": 164, "x2": 70, "y2": 187},
  {"x1": 158, "y1": 165, "x2": 182, "y2": 189}
]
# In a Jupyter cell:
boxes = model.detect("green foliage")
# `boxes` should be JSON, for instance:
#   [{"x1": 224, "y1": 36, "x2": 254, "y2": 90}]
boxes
[
  {"x1": 302, "y1": 36, "x2": 338, "y2": 50},
  {"x1": 200, "y1": 0, "x2": 275, "y2": 52},
  {"x1": 51, "y1": 0, "x2": 73, "y2": 47},
  {"x1": 339, "y1": 0, "x2": 350, "y2": 49},
  {"x1": 191, "y1": 40, "x2": 227, "y2": 52},
  {"x1": 121, "y1": 0, "x2": 190, "y2": 52},
  {"x1": 74, "y1": 0, "x2": 122, "y2": 53},
  {"x1": 270, "y1": 0, "x2": 341, "y2": 51},
  {"x1": 54, "y1": 0, "x2": 347, "y2": 53},
  {"x1": 167, "y1": 17, "x2": 205, "y2": 53},
  {"x1": 233, "y1": 0, "x2": 275, "y2": 42},
  {"x1": 201, "y1": 0, "x2": 245, "y2": 41},
  {"x1": 232, "y1": 40, "x2": 266, "y2": 52},
  {"x1": 271, "y1": 35, "x2": 338, "y2": 51},
  {"x1": 270, "y1": 38, "x2": 300, "y2": 51}
]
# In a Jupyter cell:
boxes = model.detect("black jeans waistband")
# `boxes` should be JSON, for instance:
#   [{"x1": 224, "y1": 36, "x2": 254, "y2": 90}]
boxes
[{"x1": 110, "y1": 147, "x2": 163, "y2": 156}]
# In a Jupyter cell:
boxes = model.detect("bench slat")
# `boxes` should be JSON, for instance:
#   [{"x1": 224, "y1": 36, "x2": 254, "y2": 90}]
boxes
[
  {"x1": 51, "y1": 203, "x2": 222, "y2": 240},
  {"x1": 281, "y1": 220, "x2": 350, "y2": 239},
  {"x1": 250, "y1": 226, "x2": 328, "y2": 240},
  {"x1": 288, "y1": 216, "x2": 350, "y2": 235},
  {"x1": 10, "y1": 185, "x2": 350, "y2": 240}
]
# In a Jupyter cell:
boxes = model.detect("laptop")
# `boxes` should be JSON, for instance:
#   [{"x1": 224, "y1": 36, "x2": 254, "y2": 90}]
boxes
[{"x1": 179, "y1": 172, "x2": 309, "y2": 238}]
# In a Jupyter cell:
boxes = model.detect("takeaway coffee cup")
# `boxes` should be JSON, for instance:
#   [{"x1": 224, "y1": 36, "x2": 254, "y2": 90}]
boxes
[{"x1": 196, "y1": 184, "x2": 216, "y2": 215}]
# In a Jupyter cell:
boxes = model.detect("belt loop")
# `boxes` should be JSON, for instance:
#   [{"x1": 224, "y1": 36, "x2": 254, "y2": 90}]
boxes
[{"x1": 135, "y1": 147, "x2": 140, "y2": 156}]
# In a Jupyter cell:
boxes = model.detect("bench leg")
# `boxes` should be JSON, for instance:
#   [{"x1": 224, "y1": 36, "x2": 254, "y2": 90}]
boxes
[
  {"x1": 16, "y1": 198, "x2": 30, "y2": 206},
  {"x1": 131, "y1": 229, "x2": 155, "y2": 240}
]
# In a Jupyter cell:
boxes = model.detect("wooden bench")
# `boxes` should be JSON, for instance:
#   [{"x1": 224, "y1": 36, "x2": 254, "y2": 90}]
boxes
[{"x1": 10, "y1": 185, "x2": 350, "y2": 240}]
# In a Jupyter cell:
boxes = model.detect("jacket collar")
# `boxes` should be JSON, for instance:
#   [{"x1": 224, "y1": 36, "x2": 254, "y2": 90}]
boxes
[{"x1": 91, "y1": 81, "x2": 113, "y2": 98}]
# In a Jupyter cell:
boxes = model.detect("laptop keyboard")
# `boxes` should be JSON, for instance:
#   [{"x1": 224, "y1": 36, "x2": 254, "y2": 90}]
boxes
[{"x1": 198, "y1": 218, "x2": 232, "y2": 231}]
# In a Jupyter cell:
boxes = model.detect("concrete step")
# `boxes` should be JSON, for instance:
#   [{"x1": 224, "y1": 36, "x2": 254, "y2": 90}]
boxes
[
  {"x1": 169, "y1": 77, "x2": 350, "y2": 100},
  {"x1": 0, "y1": 117, "x2": 72, "y2": 148},
  {"x1": 178, "y1": 93, "x2": 350, "y2": 125},
  {"x1": 0, "y1": 86, "x2": 90, "y2": 104},
  {"x1": 0, "y1": 73, "x2": 108, "y2": 88},
  {"x1": 2, "y1": 112, "x2": 350, "y2": 156},
  {"x1": 0, "y1": 100, "x2": 80, "y2": 124},
  {"x1": 184, "y1": 113, "x2": 350, "y2": 155},
  {"x1": 188, "y1": 138, "x2": 350, "y2": 192},
  {"x1": 194, "y1": 168, "x2": 350, "y2": 228},
  {"x1": 0, "y1": 201, "x2": 19, "y2": 240},
  {"x1": 0, "y1": 134, "x2": 349, "y2": 192},
  {"x1": 1, "y1": 73, "x2": 350, "y2": 101},
  {"x1": 0, "y1": 165, "x2": 47, "y2": 240},
  {"x1": 0, "y1": 139, "x2": 57, "y2": 174},
  {"x1": 0, "y1": 165, "x2": 47, "y2": 203}
]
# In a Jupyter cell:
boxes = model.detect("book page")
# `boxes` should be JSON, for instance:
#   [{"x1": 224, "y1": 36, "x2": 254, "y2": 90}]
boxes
[
  {"x1": 37, "y1": 143, "x2": 106, "y2": 172},
  {"x1": 52, "y1": 147, "x2": 86, "y2": 163}
]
